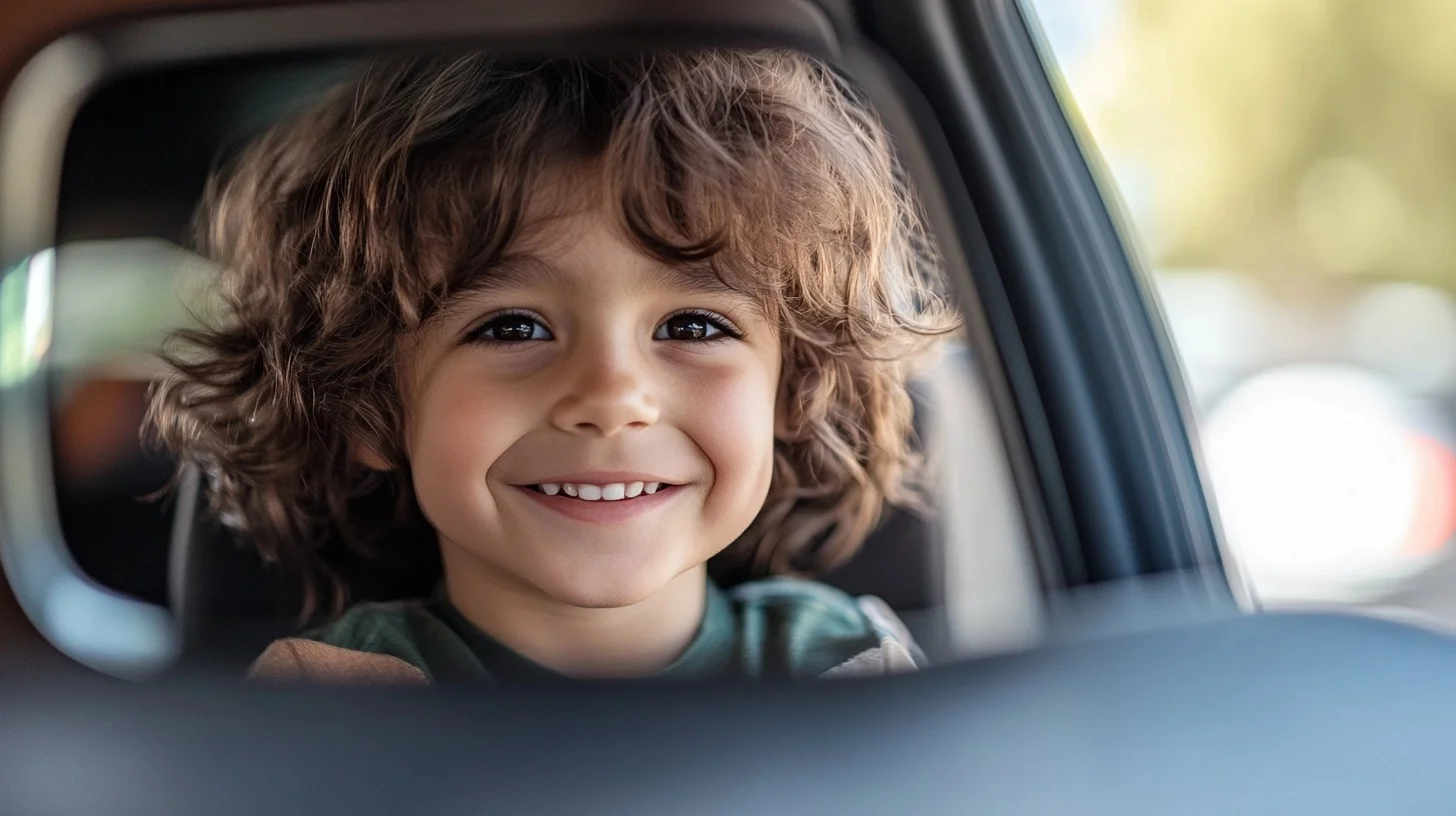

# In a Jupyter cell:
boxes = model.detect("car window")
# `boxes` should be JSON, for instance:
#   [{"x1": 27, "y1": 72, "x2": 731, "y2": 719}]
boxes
[
  {"x1": 31, "y1": 48, "x2": 1043, "y2": 677},
  {"x1": 1024, "y1": 0, "x2": 1456, "y2": 620}
]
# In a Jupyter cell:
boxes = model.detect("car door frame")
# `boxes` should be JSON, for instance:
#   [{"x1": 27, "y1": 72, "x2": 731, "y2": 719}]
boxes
[{"x1": 854, "y1": 0, "x2": 1239, "y2": 607}]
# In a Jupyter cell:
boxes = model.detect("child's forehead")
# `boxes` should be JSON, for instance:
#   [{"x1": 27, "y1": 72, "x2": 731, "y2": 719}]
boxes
[
  {"x1": 423, "y1": 161, "x2": 773, "y2": 321},
  {"x1": 461, "y1": 251, "x2": 746, "y2": 297}
]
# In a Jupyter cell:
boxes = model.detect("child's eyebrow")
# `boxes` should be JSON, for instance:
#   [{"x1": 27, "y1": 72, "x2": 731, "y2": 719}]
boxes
[{"x1": 435, "y1": 254, "x2": 763, "y2": 320}]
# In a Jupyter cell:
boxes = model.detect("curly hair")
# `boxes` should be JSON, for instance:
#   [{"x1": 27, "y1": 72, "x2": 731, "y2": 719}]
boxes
[{"x1": 146, "y1": 49, "x2": 958, "y2": 616}]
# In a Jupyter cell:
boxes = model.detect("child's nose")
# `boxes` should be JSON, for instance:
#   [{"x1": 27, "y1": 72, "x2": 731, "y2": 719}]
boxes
[{"x1": 549, "y1": 345, "x2": 661, "y2": 438}]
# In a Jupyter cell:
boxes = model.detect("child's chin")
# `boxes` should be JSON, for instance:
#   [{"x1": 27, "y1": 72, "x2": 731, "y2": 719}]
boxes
[{"x1": 532, "y1": 564, "x2": 690, "y2": 610}]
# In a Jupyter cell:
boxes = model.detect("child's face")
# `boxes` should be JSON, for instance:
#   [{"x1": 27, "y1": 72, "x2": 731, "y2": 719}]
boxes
[{"x1": 389, "y1": 191, "x2": 781, "y2": 609}]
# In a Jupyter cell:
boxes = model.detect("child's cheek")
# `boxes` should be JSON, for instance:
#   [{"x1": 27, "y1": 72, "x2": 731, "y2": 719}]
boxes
[
  {"x1": 406, "y1": 363, "x2": 527, "y2": 518},
  {"x1": 673, "y1": 352, "x2": 780, "y2": 533}
]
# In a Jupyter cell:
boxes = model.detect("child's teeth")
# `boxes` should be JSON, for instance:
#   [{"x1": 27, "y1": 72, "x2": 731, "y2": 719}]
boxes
[{"x1": 544, "y1": 482, "x2": 668, "y2": 500}]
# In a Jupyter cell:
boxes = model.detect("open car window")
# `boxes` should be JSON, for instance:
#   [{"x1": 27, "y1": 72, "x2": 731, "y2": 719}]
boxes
[{"x1": 12, "y1": 31, "x2": 1045, "y2": 678}]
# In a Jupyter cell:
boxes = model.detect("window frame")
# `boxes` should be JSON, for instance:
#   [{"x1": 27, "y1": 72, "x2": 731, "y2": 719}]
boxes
[{"x1": 856, "y1": 0, "x2": 1235, "y2": 602}]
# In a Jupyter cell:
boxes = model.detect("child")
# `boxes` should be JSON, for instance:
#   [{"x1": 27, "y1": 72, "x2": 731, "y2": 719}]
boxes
[{"x1": 147, "y1": 50, "x2": 957, "y2": 684}]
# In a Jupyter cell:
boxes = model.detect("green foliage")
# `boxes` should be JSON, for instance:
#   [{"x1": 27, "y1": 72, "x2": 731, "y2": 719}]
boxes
[{"x1": 1086, "y1": 0, "x2": 1456, "y2": 289}]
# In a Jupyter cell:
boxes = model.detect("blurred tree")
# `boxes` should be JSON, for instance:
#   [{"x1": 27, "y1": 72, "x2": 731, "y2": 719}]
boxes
[{"x1": 1077, "y1": 0, "x2": 1456, "y2": 293}]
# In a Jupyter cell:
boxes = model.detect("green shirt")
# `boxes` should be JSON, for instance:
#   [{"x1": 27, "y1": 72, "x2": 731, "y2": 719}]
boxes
[{"x1": 301, "y1": 577, "x2": 890, "y2": 683}]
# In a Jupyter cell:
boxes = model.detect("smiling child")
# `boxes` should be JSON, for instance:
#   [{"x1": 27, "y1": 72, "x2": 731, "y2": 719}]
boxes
[{"x1": 147, "y1": 51, "x2": 957, "y2": 684}]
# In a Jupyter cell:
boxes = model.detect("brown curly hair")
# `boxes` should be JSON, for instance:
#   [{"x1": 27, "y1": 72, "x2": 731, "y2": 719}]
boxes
[{"x1": 146, "y1": 49, "x2": 957, "y2": 616}]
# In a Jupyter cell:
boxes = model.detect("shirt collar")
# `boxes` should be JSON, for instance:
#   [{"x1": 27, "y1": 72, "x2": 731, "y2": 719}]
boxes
[{"x1": 429, "y1": 576, "x2": 736, "y2": 683}]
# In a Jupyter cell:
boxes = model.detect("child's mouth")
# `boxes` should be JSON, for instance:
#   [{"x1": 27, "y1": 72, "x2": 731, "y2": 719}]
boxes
[
  {"x1": 516, "y1": 480, "x2": 681, "y2": 523},
  {"x1": 528, "y1": 481, "x2": 666, "y2": 502}
]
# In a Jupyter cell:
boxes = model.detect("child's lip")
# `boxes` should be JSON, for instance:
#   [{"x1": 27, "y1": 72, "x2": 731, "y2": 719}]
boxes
[{"x1": 515, "y1": 471, "x2": 677, "y2": 486}]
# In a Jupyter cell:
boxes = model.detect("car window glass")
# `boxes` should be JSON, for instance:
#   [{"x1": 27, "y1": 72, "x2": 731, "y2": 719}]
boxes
[{"x1": 1025, "y1": 0, "x2": 1456, "y2": 621}]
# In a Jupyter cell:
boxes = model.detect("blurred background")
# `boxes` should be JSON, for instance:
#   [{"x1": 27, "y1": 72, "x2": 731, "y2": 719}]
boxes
[{"x1": 1028, "y1": 0, "x2": 1456, "y2": 615}]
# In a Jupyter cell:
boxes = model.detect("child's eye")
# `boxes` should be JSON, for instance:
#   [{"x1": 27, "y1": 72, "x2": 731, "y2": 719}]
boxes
[
  {"x1": 466, "y1": 312, "x2": 553, "y2": 344},
  {"x1": 654, "y1": 311, "x2": 742, "y2": 342}
]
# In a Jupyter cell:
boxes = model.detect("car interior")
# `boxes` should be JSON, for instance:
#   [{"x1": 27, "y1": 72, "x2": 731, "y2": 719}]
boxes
[
  {"x1": 39, "y1": 23, "x2": 1045, "y2": 677},
  {"x1": 7, "y1": 0, "x2": 1456, "y2": 814}
]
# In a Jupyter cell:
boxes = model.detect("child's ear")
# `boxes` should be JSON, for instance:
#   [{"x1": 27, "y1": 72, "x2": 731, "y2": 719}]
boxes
[{"x1": 351, "y1": 438, "x2": 393, "y2": 472}]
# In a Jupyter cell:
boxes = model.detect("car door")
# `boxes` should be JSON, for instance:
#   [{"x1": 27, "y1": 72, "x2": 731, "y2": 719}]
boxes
[{"x1": 15, "y1": 3, "x2": 1456, "y2": 815}]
